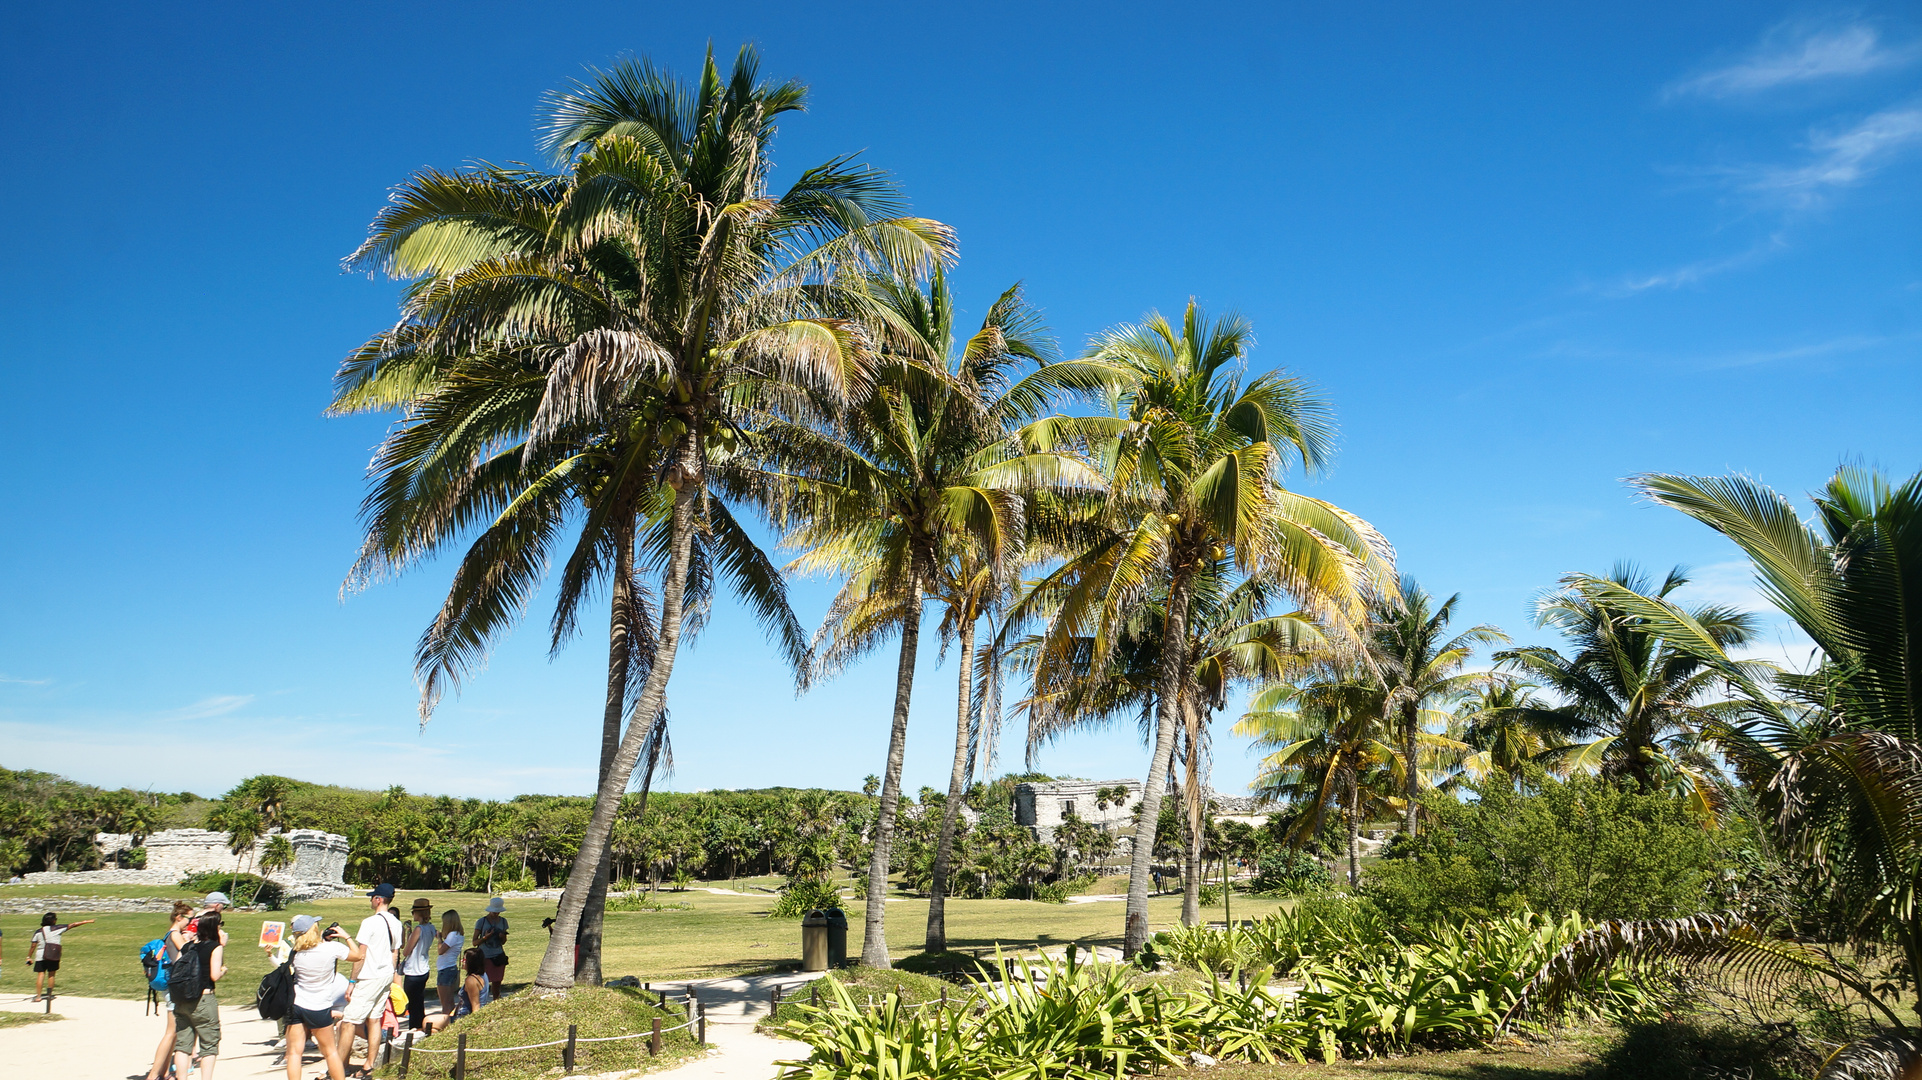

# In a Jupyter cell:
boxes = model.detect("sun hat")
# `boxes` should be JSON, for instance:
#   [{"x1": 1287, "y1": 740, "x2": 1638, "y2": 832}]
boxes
[
  {"x1": 368, "y1": 883, "x2": 396, "y2": 900},
  {"x1": 290, "y1": 914, "x2": 320, "y2": 934},
  {"x1": 202, "y1": 891, "x2": 232, "y2": 907},
  {"x1": 485, "y1": 897, "x2": 506, "y2": 913}
]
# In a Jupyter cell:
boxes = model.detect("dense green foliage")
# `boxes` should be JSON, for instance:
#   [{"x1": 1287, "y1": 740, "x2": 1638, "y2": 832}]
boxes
[
  {"x1": 0, "y1": 766, "x2": 206, "y2": 874},
  {"x1": 176, "y1": 870, "x2": 284, "y2": 909},
  {"x1": 1358, "y1": 773, "x2": 1726, "y2": 925},
  {"x1": 1245, "y1": 850, "x2": 1333, "y2": 896}
]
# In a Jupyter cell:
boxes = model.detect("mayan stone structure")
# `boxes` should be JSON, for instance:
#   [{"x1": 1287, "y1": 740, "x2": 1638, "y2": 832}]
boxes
[{"x1": 28, "y1": 828, "x2": 351, "y2": 898}]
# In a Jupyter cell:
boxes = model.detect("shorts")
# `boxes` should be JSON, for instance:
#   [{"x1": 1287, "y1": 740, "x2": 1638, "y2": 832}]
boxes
[
  {"x1": 33, "y1": 960, "x2": 58, "y2": 973},
  {"x1": 436, "y1": 966, "x2": 460, "y2": 988},
  {"x1": 290, "y1": 1004, "x2": 335, "y2": 1032},
  {"x1": 483, "y1": 954, "x2": 507, "y2": 980},
  {"x1": 173, "y1": 991, "x2": 221, "y2": 1058},
  {"x1": 342, "y1": 975, "x2": 391, "y2": 1024}
]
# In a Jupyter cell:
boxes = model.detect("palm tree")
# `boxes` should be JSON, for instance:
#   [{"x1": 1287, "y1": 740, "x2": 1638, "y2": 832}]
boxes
[
  {"x1": 1495, "y1": 564, "x2": 1757, "y2": 814},
  {"x1": 1235, "y1": 671, "x2": 1402, "y2": 885},
  {"x1": 214, "y1": 806, "x2": 265, "y2": 898},
  {"x1": 260, "y1": 834, "x2": 295, "y2": 878},
  {"x1": 1015, "y1": 301, "x2": 1392, "y2": 955},
  {"x1": 1367, "y1": 577, "x2": 1507, "y2": 836},
  {"x1": 1511, "y1": 468, "x2": 1922, "y2": 1061},
  {"x1": 338, "y1": 47, "x2": 950, "y2": 991},
  {"x1": 767, "y1": 272, "x2": 1090, "y2": 966},
  {"x1": 1450, "y1": 680, "x2": 1566, "y2": 784},
  {"x1": 1019, "y1": 566, "x2": 1325, "y2": 924}
]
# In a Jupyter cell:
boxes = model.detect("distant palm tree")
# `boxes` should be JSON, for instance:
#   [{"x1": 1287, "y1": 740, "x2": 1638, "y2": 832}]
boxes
[
  {"x1": 1495, "y1": 564, "x2": 1757, "y2": 814},
  {"x1": 1236, "y1": 671, "x2": 1403, "y2": 886},
  {"x1": 214, "y1": 806, "x2": 265, "y2": 898},
  {"x1": 260, "y1": 834, "x2": 295, "y2": 878},
  {"x1": 1367, "y1": 577, "x2": 1507, "y2": 835},
  {"x1": 338, "y1": 46, "x2": 949, "y2": 990},
  {"x1": 1015, "y1": 301, "x2": 1392, "y2": 955},
  {"x1": 1450, "y1": 680, "x2": 1566, "y2": 783}
]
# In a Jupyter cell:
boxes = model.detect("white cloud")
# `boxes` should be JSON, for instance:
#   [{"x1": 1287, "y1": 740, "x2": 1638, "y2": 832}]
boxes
[
  {"x1": 1669, "y1": 23, "x2": 1916, "y2": 98},
  {"x1": 0, "y1": 674, "x2": 51, "y2": 686},
  {"x1": 1738, "y1": 106, "x2": 1922, "y2": 207},
  {"x1": 157, "y1": 694, "x2": 257, "y2": 722},
  {"x1": 1607, "y1": 236, "x2": 1787, "y2": 295},
  {"x1": 1695, "y1": 332, "x2": 1914, "y2": 370}
]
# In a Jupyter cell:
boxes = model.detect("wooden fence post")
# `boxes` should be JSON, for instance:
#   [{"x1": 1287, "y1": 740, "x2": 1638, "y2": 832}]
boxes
[
  {"x1": 454, "y1": 1034, "x2": 467, "y2": 1080},
  {"x1": 697, "y1": 1002, "x2": 707, "y2": 1046},
  {"x1": 811, "y1": 982, "x2": 819, "y2": 1007},
  {"x1": 563, "y1": 1023, "x2": 577, "y2": 1072},
  {"x1": 399, "y1": 1041, "x2": 412, "y2": 1078},
  {"x1": 649, "y1": 1017, "x2": 662, "y2": 1056}
]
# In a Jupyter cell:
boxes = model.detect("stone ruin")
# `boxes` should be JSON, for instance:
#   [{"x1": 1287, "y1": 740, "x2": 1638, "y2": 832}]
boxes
[{"x1": 27, "y1": 828, "x2": 353, "y2": 900}]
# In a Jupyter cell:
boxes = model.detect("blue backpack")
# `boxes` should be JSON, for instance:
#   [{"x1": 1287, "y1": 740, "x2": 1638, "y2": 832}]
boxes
[{"x1": 140, "y1": 937, "x2": 171, "y2": 992}]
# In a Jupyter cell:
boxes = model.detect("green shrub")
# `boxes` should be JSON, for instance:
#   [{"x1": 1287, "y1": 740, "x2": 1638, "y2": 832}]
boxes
[
  {"x1": 769, "y1": 877, "x2": 845, "y2": 918},
  {"x1": 1247, "y1": 850, "x2": 1332, "y2": 896},
  {"x1": 1360, "y1": 774, "x2": 1727, "y2": 926},
  {"x1": 1197, "y1": 883, "x2": 1222, "y2": 907},
  {"x1": 176, "y1": 871, "x2": 284, "y2": 910}
]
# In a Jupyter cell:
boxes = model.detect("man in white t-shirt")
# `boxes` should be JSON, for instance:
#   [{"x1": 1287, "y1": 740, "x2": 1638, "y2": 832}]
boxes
[{"x1": 342, "y1": 883, "x2": 403, "y2": 1077}]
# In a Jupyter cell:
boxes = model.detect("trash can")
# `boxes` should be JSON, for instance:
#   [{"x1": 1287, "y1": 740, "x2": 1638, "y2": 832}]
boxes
[
  {"x1": 824, "y1": 907, "x2": 848, "y2": 968},
  {"x1": 801, "y1": 910, "x2": 830, "y2": 972}
]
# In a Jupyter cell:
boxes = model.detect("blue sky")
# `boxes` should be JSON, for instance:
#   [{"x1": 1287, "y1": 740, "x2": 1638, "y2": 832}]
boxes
[{"x1": 1, "y1": 2, "x2": 1918, "y2": 802}]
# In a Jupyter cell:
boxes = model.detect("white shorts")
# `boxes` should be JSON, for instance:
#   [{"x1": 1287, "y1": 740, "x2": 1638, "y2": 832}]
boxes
[{"x1": 342, "y1": 975, "x2": 391, "y2": 1024}]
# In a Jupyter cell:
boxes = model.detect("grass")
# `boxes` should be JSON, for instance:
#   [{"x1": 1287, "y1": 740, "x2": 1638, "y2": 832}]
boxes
[
  {"x1": 0, "y1": 1011, "x2": 64, "y2": 1028},
  {"x1": 371, "y1": 985, "x2": 705, "y2": 1079},
  {"x1": 0, "y1": 883, "x2": 1293, "y2": 1000}
]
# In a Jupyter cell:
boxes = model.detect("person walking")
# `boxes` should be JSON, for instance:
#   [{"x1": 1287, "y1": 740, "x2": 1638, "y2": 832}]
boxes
[
  {"x1": 399, "y1": 898, "x2": 434, "y2": 1032},
  {"x1": 284, "y1": 913, "x2": 365, "y2": 1080},
  {"x1": 140, "y1": 902, "x2": 193, "y2": 1080},
  {"x1": 341, "y1": 883, "x2": 403, "y2": 1079},
  {"x1": 168, "y1": 905, "x2": 227, "y2": 1080},
  {"x1": 433, "y1": 910, "x2": 464, "y2": 1019},
  {"x1": 474, "y1": 898, "x2": 509, "y2": 998},
  {"x1": 29, "y1": 911, "x2": 94, "y2": 1002}
]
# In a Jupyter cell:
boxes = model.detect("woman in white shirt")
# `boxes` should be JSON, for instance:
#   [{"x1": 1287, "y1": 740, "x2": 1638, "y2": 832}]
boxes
[
  {"x1": 400, "y1": 898, "x2": 436, "y2": 1031},
  {"x1": 285, "y1": 913, "x2": 365, "y2": 1080},
  {"x1": 434, "y1": 910, "x2": 465, "y2": 1017}
]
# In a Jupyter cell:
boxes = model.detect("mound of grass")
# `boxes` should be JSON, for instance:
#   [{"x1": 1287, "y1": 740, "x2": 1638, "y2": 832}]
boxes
[
  {"x1": 0, "y1": 1011, "x2": 63, "y2": 1029},
  {"x1": 761, "y1": 965, "x2": 969, "y2": 1030},
  {"x1": 376, "y1": 985, "x2": 705, "y2": 1079}
]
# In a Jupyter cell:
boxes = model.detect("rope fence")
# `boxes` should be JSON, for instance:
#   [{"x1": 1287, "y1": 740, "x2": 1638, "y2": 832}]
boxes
[
  {"x1": 396, "y1": 991, "x2": 707, "y2": 1079},
  {"x1": 406, "y1": 1016, "x2": 696, "y2": 1055}
]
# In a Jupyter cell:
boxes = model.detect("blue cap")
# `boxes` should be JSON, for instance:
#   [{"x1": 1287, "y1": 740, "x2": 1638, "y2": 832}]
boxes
[
  {"x1": 203, "y1": 892, "x2": 232, "y2": 907},
  {"x1": 369, "y1": 883, "x2": 396, "y2": 900},
  {"x1": 290, "y1": 914, "x2": 319, "y2": 934}
]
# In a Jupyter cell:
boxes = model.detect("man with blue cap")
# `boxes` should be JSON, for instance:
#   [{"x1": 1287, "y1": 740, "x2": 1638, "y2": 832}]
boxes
[{"x1": 341, "y1": 883, "x2": 402, "y2": 1078}]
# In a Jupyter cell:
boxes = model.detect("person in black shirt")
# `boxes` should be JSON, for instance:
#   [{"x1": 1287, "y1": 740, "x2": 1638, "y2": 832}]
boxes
[{"x1": 169, "y1": 911, "x2": 228, "y2": 1080}]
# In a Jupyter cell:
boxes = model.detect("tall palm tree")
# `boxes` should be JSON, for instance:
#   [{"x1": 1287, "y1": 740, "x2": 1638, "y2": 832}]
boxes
[
  {"x1": 339, "y1": 47, "x2": 951, "y2": 990},
  {"x1": 1015, "y1": 301, "x2": 1392, "y2": 955},
  {"x1": 1511, "y1": 468, "x2": 1922, "y2": 1062},
  {"x1": 1494, "y1": 564, "x2": 1757, "y2": 814},
  {"x1": 766, "y1": 273, "x2": 1091, "y2": 966},
  {"x1": 1367, "y1": 577, "x2": 1507, "y2": 836}
]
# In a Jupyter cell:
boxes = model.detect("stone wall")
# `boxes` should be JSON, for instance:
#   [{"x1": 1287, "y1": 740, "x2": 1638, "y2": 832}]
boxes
[
  {"x1": 1014, "y1": 779, "x2": 1142, "y2": 840},
  {"x1": 24, "y1": 828, "x2": 351, "y2": 893}
]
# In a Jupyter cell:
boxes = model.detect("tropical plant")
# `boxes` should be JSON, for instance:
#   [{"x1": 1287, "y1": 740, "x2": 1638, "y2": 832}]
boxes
[
  {"x1": 1011, "y1": 301, "x2": 1391, "y2": 953},
  {"x1": 1451, "y1": 680, "x2": 1567, "y2": 783},
  {"x1": 338, "y1": 46, "x2": 951, "y2": 990},
  {"x1": 1493, "y1": 564, "x2": 1758, "y2": 814},
  {"x1": 259, "y1": 834, "x2": 295, "y2": 877},
  {"x1": 1366, "y1": 577, "x2": 1506, "y2": 835},
  {"x1": 1511, "y1": 468, "x2": 1922, "y2": 1069}
]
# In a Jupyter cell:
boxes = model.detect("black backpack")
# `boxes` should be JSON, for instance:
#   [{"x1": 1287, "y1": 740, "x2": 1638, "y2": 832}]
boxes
[
  {"x1": 167, "y1": 943, "x2": 205, "y2": 1005},
  {"x1": 255, "y1": 960, "x2": 295, "y2": 1021}
]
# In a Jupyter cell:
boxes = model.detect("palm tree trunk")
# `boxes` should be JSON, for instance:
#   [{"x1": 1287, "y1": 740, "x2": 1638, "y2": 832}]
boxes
[
  {"x1": 578, "y1": 513, "x2": 637, "y2": 986},
  {"x1": 1344, "y1": 765, "x2": 1360, "y2": 887},
  {"x1": 1180, "y1": 703, "x2": 1204, "y2": 927},
  {"x1": 1401, "y1": 702, "x2": 1419, "y2": 839},
  {"x1": 862, "y1": 576, "x2": 923, "y2": 968},
  {"x1": 925, "y1": 614, "x2": 974, "y2": 954},
  {"x1": 1124, "y1": 567, "x2": 1195, "y2": 957},
  {"x1": 532, "y1": 430, "x2": 702, "y2": 992}
]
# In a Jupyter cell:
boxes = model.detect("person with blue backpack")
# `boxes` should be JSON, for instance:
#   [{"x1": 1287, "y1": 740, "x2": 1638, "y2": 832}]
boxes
[
  {"x1": 139, "y1": 902, "x2": 194, "y2": 1080},
  {"x1": 167, "y1": 904, "x2": 228, "y2": 1080}
]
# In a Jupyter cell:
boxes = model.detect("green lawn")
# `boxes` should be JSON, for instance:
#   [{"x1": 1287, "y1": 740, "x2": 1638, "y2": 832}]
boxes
[
  {"x1": 0, "y1": 1011, "x2": 64, "y2": 1028},
  {"x1": 0, "y1": 883, "x2": 1290, "y2": 1001}
]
